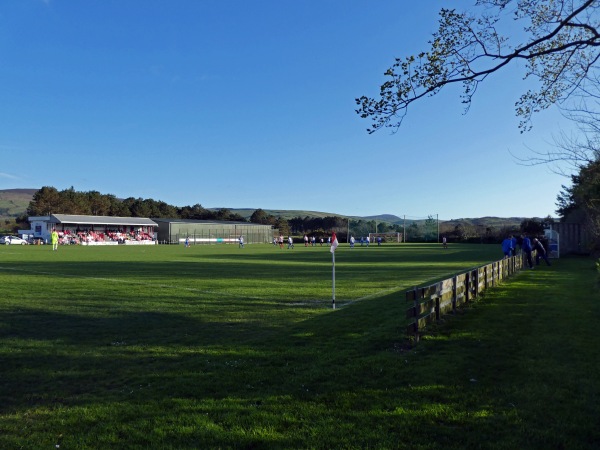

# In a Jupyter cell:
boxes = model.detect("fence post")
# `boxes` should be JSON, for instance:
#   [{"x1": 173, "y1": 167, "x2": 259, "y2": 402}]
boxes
[
  {"x1": 434, "y1": 282, "x2": 441, "y2": 321},
  {"x1": 484, "y1": 265, "x2": 488, "y2": 291},
  {"x1": 452, "y1": 275, "x2": 457, "y2": 313},
  {"x1": 413, "y1": 287, "x2": 419, "y2": 343}
]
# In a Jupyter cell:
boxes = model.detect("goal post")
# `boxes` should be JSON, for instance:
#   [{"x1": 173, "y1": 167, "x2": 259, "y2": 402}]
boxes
[{"x1": 368, "y1": 232, "x2": 403, "y2": 243}]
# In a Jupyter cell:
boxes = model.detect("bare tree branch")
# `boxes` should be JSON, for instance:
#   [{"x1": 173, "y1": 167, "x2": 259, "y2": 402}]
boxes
[{"x1": 356, "y1": 0, "x2": 600, "y2": 133}]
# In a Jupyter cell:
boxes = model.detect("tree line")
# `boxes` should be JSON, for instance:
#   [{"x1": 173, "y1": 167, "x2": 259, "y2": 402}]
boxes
[
  {"x1": 15, "y1": 186, "x2": 556, "y2": 244},
  {"x1": 25, "y1": 186, "x2": 248, "y2": 222},
  {"x1": 21, "y1": 186, "x2": 404, "y2": 239}
]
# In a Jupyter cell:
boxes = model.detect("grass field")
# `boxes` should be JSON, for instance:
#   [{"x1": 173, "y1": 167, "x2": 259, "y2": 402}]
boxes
[{"x1": 1, "y1": 243, "x2": 598, "y2": 449}]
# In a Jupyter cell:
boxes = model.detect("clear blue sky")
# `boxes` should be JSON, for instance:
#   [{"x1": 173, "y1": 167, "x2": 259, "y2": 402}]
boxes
[{"x1": 0, "y1": 1, "x2": 573, "y2": 220}]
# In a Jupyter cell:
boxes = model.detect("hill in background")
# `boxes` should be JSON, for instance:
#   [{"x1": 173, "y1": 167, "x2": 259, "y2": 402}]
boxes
[
  {"x1": 0, "y1": 189, "x2": 532, "y2": 229},
  {"x1": 0, "y1": 189, "x2": 37, "y2": 220}
]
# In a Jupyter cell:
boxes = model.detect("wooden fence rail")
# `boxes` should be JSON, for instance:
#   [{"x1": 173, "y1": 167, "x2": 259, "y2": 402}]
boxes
[{"x1": 406, "y1": 253, "x2": 529, "y2": 343}]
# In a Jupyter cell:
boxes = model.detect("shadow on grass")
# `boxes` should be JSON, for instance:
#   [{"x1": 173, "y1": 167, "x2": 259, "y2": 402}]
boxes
[{"x1": 2, "y1": 257, "x2": 598, "y2": 448}]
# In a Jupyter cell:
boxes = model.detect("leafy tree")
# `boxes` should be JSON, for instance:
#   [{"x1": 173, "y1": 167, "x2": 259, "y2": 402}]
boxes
[
  {"x1": 27, "y1": 186, "x2": 61, "y2": 215},
  {"x1": 407, "y1": 222, "x2": 421, "y2": 241},
  {"x1": 274, "y1": 217, "x2": 290, "y2": 235},
  {"x1": 556, "y1": 159, "x2": 600, "y2": 252},
  {"x1": 250, "y1": 209, "x2": 278, "y2": 225},
  {"x1": 520, "y1": 218, "x2": 547, "y2": 235},
  {"x1": 356, "y1": 1, "x2": 600, "y2": 133},
  {"x1": 288, "y1": 216, "x2": 305, "y2": 234},
  {"x1": 62, "y1": 187, "x2": 91, "y2": 214},
  {"x1": 250, "y1": 208, "x2": 268, "y2": 224},
  {"x1": 424, "y1": 215, "x2": 437, "y2": 242},
  {"x1": 109, "y1": 197, "x2": 131, "y2": 217},
  {"x1": 178, "y1": 204, "x2": 206, "y2": 220},
  {"x1": 210, "y1": 208, "x2": 246, "y2": 222},
  {"x1": 121, "y1": 198, "x2": 153, "y2": 218},
  {"x1": 87, "y1": 190, "x2": 111, "y2": 216}
]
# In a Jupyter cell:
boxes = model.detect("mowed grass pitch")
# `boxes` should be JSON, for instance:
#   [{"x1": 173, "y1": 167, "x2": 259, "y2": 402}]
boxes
[{"x1": 1, "y1": 243, "x2": 598, "y2": 449}]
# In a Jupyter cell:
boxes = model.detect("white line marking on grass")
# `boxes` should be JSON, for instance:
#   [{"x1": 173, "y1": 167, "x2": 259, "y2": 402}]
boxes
[{"x1": 339, "y1": 285, "x2": 405, "y2": 307}]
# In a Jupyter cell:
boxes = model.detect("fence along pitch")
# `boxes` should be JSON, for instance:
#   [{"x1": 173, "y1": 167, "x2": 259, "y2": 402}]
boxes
[{"x1": 404, "y1": 254, "x2": 528, "y2": 343}]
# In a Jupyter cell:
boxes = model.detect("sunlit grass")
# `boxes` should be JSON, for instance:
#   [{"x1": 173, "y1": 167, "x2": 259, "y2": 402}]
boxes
[{"x1": 0, "y1": 244, "x2": 598, "y2": 448}]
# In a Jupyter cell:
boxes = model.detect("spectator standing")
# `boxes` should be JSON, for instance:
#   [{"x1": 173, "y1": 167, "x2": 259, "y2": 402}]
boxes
[
  {"x1": 511, "y1": 235, "x2": 518, "y2": 256},
  {"x1": 521, "y1": 234, "x2": 534, "y2": 269},
  {"x1": 533, "y1": 238, "x2": 552, "y2": 266},
  {"x1": 516, "y1": 235, "x2": 523, "y2": 253},
  {"x1": 501, "y1": 236, "x2": 513, "y2": 258}
]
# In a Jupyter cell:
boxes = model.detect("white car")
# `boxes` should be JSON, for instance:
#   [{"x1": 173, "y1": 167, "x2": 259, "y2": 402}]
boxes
[{"x1": 0, "y1": 235, "x2": 29, "y2": 245}]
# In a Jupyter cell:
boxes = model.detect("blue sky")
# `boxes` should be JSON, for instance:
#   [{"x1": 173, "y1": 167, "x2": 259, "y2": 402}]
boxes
[{"x1": 0, "y1": 1, "x2": 574, "y2": 220}]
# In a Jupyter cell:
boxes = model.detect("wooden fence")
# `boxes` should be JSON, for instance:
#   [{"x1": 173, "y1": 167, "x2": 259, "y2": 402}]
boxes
[{"x1": 406, "y1": 253, "x2": 529, "y2": 343}]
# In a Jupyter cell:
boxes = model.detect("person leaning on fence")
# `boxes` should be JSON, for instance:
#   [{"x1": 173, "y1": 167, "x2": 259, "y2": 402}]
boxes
[
  {"x1": 511, "y1": 235, "x2": 518, "y2": 256},
  {"x1": 532, "y1": 238, "x2": 552, "y2": 266},
  {"x1": 521, "y1": 234, "x2": 534, "y2": 269},
  {"x1": 501, "y1": 235, "x2": 513, "y2": 258}
]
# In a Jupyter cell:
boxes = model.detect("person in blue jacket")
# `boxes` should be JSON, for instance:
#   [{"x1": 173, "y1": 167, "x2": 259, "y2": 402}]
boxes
[
  {"x1": 501, "y1": 235, "x2": 513, "y2": 258},
  {"x1": 511, "y1": 235, "x2": 518, "y2": 256},
  {"x1": 521, "y1": 234, "x2": 534, "y2": 269}
]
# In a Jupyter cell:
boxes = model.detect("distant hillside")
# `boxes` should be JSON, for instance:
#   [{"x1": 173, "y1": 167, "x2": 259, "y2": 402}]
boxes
[
  {"x1": 223, "y1": 208, "x2": 357, "y2": 221},
  {"x1": 362, "y1": 214, "x2": 403, "y2": 223},
  {"x1": 223, "y1": 209, "x2": 532, "y2": 229},
  {"x1": 0, "y1": 189, "x2": 541, "y2": 229},
  {"x1": 0, "y1": 189, "x2": 37, "y2": 219},
  {"x1": 443, "y1": 217, "x2": 525, "y2": 229}
]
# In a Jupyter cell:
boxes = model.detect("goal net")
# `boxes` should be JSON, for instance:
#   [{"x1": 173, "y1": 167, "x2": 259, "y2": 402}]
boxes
[{"x1": 368, "y1": 232, "x2": 403, "y2": 243}]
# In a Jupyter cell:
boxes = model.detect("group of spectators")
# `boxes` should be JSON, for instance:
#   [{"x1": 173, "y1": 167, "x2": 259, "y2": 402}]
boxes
[
  {"x1": 501, "y1": 234, "x2": 552, "y2": 269},
  {"x1": 53, "y1": 229, "x2": 154, "y2": 245}
]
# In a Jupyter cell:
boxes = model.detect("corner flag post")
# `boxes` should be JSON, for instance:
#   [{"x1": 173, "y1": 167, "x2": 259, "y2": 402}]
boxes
[
  {"x1": 330, "y1": 231, "x2": 339, "y2": 309},
  {"x1": 332, "y1": 251, "x2": 335, "y2": 309}
]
